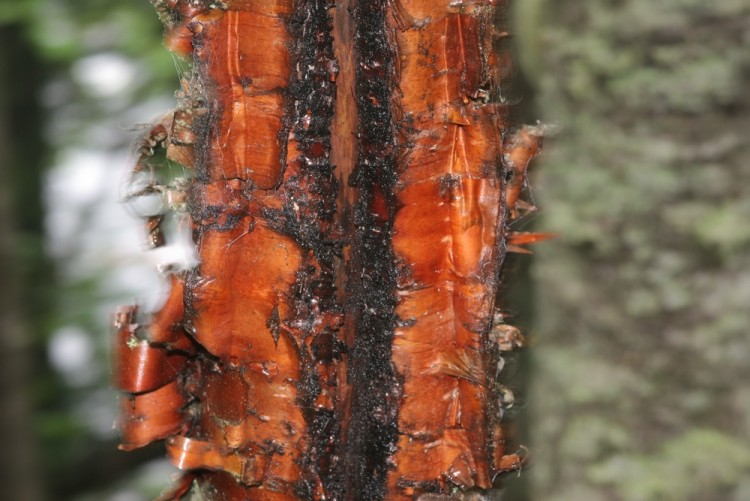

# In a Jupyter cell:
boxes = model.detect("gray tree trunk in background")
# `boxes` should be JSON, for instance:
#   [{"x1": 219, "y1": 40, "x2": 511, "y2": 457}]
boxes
[
  {"x1": 515, "y1": 1, "x2": 750, "y2": 500},
  {"x1": 0, "y1": 24, "x2": 45, "y2": 501}
]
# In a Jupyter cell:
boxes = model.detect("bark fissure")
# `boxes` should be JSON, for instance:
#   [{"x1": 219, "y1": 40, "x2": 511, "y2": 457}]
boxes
[
  {"x1": 343, "y1": 1, "x2": 402, "y2": 499},
  {"x1": 277, "y1": 1, "x2": 344, "y2": 496}
]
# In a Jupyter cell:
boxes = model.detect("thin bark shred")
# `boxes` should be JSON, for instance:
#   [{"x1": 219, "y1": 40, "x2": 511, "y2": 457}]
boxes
[{"x1": 113, "y1": 0, "x2": 545, "y2": 499}]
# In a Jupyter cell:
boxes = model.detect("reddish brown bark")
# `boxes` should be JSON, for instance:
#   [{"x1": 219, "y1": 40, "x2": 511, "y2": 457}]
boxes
[{"x1": 114, "y1": 0, "x2": 545, "y2": 499}]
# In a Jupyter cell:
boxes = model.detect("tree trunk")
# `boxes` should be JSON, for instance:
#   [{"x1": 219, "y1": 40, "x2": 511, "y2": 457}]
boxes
[
  {"x1": 0, "y1": 23, "x2": 46, "y2": 501},
  {"x1": 528, "y1": 2, "x2": 750, "y2": 500},
  {"x1": 114, "y1": 1, "x2": 543, "y2": 499}
]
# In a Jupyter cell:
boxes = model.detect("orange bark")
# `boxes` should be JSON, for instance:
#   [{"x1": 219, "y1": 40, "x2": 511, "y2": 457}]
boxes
[
  {"x1": 114, "y1": 0, "x2": 546, "y2": 498},
  {"x1": 385, "y1": 2, "x2": 506, "y2": 496},
  {"x1": 182, "y1": 6, "x2": 310, "y2": 497}
]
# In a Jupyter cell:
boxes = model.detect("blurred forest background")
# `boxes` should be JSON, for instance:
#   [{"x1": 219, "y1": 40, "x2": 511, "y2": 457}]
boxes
[{"x1": 0, "y1": 0, "x2": 748, "y2": 499}]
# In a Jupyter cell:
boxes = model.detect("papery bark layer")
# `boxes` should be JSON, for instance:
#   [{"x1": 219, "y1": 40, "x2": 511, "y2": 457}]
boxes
[{"x1": 114, "y1": 0, "x2": 544, "y2": 499}]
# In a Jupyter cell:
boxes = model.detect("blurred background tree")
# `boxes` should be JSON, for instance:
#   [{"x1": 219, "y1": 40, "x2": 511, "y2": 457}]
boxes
[
  {"x1": 0, "y1": 17, "x2": 49, "y2": 501},
  {"x1": 0, "y1": 0, "x2": 748, "y2": 499},
  {"x1": 521, "y1": 1, "x2": 750, "y2": 500},
  {"x1": 0, "y1": 0, "x2": 182, "y2": 498}
]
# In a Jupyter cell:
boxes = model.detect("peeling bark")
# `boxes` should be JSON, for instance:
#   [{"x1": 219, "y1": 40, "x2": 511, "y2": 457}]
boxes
[{"x1": 114, "y1": 1, "x2": 544, "y2": 499}]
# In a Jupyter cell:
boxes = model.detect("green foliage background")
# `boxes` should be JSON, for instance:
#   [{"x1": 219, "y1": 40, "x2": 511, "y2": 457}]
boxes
[
  {"x1": 0, "y1": 0, "x2": 748, "y2": 499},
  {"x1": 0, "y1": 0, "x2": 176, "y2": 499}
]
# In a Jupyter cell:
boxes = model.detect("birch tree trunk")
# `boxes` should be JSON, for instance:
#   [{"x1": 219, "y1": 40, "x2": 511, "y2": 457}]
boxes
[{"x1": 114, "y1": 1, "x2": 543, "y2": 499}]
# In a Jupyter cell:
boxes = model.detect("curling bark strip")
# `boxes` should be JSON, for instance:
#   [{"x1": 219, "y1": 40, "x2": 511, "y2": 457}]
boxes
[{"x1": 114, "y1": 0, "x2": 547, "y2": 498}]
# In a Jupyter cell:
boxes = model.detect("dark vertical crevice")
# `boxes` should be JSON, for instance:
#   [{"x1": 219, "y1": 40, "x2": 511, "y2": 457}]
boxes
[
  {"x1": 276, "y1": 1, "x2": 344, "y2": 497},
  {"x1": 343, "y1": 1, "x2": 402, "y2": 499}
]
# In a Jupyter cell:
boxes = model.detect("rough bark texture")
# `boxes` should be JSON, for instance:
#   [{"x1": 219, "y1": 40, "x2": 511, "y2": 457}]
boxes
[
  {"x1": 521, "y1": 1, "x2": 750, "y2": 500},
  {"x1": 114, "y1": 1, "x2": 543, "y2": 499}
]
